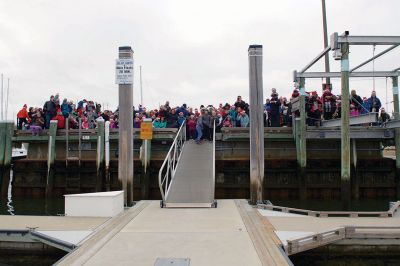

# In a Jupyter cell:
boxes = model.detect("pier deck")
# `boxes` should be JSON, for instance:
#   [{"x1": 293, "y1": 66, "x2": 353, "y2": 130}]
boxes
[
  {"x1": 60, "y1": 200, "x2": 290, "y2": 266},
  {"x1": 2, "y1": 200, "x2": 400, "y2": 264}
]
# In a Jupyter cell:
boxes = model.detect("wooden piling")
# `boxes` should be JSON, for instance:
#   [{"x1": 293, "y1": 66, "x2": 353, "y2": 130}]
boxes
[
  {"x1": 297, "y1": 78, "x2": 307, "y2": 200},
  {"x1": 392, "y1": 76, "x2": 400, "y2": 197},
  {"x1": 45, "y1": 120, "x2": 57, "y2": 198},
  {"x1": 351, "y1": 139, "x2": 359, "y2": 199},
  {"x1": 105, "y1": 121, "x2": 111, "y2": 191},
  {"x1": 117, "y1": 46, "x2": 134, "y2": 206},
  {"x1": 140, "y1": 140, "x2": 151, "y2": 199},
  {"x1": 340, "y1": 42, "x2": 351, "y2": 206},
  {"x1": 298, "y1": 77, "x2": 307, "y2": 170},
  {"x1": 0, "y1": 122, "x2": 6, "y2": 194},
  {"x1": 1, "y1": 122, "x2": 13, "y2": 197},
  {"x1": 96, "y1": 120, "x2": 105, "y2": 192},
  {"x1": 248, "y1": 44, "x2": 264, "y2": 205}
]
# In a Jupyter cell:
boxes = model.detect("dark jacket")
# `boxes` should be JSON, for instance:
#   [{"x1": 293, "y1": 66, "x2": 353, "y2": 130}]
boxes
[
  {"x1": 367, "y1": 96, "x2": 381, "y2": 112},
  {"x1": 43, "y1": 100, "x2": 56, "y2": 116},
  {"x1": 166, "y1": 113, "x2": 178, "y2": 128},
  {"x1": 350, "y1": 95, "x2": 363, "y2": 111}
]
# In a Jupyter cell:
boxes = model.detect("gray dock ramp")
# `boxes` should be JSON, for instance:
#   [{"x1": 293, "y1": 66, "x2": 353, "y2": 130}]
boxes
[{"x1": 165, "y1": 141, "x2": 215, "y2": 207}]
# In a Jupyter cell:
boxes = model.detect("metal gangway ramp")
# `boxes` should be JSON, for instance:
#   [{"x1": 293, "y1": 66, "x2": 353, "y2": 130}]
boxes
[{"x1": 159, "y1": 121, "x2": 216, "y2": 208}]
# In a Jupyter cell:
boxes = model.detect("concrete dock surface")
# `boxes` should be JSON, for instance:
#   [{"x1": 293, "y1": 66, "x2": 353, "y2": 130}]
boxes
[
  {"x1": 59, "y1": 200, "x2": 290, "y2": 266},
  {"x1": 3, "y1": 199, "x2": 399, "y2": 265}
]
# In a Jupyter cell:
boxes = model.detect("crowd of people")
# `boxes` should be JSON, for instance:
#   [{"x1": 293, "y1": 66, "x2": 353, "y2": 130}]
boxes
[{"x1": 15, "y1": 87, "x2": 392, "y2": 139}]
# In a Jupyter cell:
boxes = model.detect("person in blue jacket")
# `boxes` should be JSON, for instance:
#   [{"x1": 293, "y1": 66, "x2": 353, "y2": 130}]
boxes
[{"x1": 367, "y1": 91, "x2": 381, "y2": 113}]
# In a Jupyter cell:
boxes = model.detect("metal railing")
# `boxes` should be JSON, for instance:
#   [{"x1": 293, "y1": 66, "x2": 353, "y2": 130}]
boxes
[
  {"x1": 258, "y1": 200, "x2": 400, "y2": 218},
  {"x1": 158, "y1": 121, "x2": 186, "y2": 201},
  {"x1": 212, "y1": 120, "x2": 216, "y2": 200},
  {"x1": 286, "y1": 226, "x2": 400, "y2": 255}
]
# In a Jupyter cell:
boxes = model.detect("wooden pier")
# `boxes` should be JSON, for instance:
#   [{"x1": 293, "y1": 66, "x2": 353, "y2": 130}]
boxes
[{"x1": 1, "y1": 124, "x2": 399, "y2": 201}]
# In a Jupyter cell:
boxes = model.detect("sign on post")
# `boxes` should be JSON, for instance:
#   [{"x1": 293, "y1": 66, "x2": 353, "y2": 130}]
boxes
[
  {"x1": 115, "y1": 59, "x2": 134, "y2": 84},
  {"x1": 140, "y1": 118, "x2": 153, "y2": 140}
]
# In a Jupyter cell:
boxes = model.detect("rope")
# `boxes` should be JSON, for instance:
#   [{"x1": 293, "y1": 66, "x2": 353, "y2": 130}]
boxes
[
  {"x1": 385, "y1": 77, "x2": 388, "y2": 110},
  {"x1": 372, "y1": 45, "x2": 376, "y2": 91}
]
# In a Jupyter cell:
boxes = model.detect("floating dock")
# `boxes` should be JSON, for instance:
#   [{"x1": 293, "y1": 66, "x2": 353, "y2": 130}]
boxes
[{"x1": 1, "y1": 199, "x2": 399, "y2": 265}]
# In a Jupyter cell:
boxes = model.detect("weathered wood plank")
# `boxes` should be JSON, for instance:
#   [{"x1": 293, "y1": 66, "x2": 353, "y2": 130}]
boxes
[{"x1": 235, "y1": 200, "x2": 290, "y2": 266}]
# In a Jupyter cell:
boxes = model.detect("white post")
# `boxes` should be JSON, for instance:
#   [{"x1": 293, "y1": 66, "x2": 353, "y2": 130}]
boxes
[
  {"x1": 140, "y1": 65, "x2": 143, "y2": 106},
  {"x1": 1, "y1": 74, "x2": 3, "y2": 121},
  {"x1": 5, "y1": 78, "x2": 9, "y2": 120}
]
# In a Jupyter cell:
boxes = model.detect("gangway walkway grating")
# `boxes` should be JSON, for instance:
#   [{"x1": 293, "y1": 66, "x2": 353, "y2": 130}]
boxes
[{"x1": 159, "y1": 121, "x2": 216, "y2": 208}]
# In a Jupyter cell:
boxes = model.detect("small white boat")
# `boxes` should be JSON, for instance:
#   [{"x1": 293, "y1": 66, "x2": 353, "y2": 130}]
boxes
[{"x1": 12, "y1": 143, "x2": 28, "y2": 159}]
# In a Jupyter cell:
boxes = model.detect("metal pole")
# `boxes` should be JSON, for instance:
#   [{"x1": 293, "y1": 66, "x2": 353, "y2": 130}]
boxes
[
  {"x1": 118, "y1": 46, "x2": 134, "y2": 206},
  {"x1": 140, "y1": 65, "x2": 143, "y2": 106},
  {"x1": 321, "y1": 0, "x2": 330, "y2": 84},
  {"x1": 248, "y1": 45, "x2": 264, "y2": 205},
  {"x1": 340, "y1": 42, "x2": 351, "y2": 206},
  {"x1": 5, "y1": 79, "x2": 9, "y2": 121}
]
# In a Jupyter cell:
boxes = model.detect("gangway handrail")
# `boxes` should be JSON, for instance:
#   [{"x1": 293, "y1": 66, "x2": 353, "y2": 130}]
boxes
[
  {"x1": 158, "y1": 121, "x2": 186, "y2": 202},
  {"x1": 212, "y1": 119, "x2": 216, "y2": 201},
  {"x1": 258, "y1": 200, "x2": 400, "y2": 218},
  {"x1": 286, "y1": 226, "x2": 400, "y2": 255}
]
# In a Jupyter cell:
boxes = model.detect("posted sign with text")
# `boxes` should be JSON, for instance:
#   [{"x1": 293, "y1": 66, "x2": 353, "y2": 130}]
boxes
[{"x1": 115, "y1": 59, "x2": 133, "y2": 84}]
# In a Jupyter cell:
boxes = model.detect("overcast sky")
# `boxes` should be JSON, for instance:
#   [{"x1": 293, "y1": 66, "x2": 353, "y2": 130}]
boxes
[{"x1": 0, "y1": 0, "x2": 399, "y2": 119}]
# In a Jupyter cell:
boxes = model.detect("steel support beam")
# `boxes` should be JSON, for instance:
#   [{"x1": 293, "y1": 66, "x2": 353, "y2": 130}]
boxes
[
  {"x1": 351, "y1": 45, "x2": 399, "y2": 72},
  {"x1": 383, "y1": 120, "x2": 400, "y2": 129},
  {"x1": 300, "y1": 46, "x2": 331, "y2": 73},
  {"x1": 321, "y1": 113, "x2": 378, "y2": 128},
  {"x1": 306, "y1": 128, "x2": 394, "y2": 139},
  {"x1": 296, "y1": 71, "x2": 399, "y2": 79},
  {"x1": 321, "y1": 0, "x2": 330, "y2": 84},
  {"x1": 333, "y1": 34, "x2": 400, "y2": 46}
]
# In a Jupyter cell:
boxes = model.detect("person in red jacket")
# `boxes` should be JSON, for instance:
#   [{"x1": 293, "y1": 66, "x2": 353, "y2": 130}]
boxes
[
  {"x1": 51, "y1": 111, "x2": 65, "y2": 129},
  {"x1": 17, "y1": 104, "x2": 29, "y2": 130},
  {"x1": 186, "y1": 115, "x2": 196, "y2": 140}
]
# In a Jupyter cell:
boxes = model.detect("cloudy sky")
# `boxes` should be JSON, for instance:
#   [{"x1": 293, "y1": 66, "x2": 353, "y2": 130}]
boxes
[{"x1": 0, "y1": 0, "x2": 399, "y2": 119}]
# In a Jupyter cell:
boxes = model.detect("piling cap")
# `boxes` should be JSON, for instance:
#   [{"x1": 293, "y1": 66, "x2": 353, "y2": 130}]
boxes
[
  {"x1": 248, "y1": 44, "x2": 262, "y2": 51},
  {"x1": 119, "y1": 46, "x2": 133, "y2": 52}
]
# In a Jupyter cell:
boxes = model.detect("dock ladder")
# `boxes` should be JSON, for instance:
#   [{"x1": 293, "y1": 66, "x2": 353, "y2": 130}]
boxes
[
  {"x1": 158, "y1": 121, "x2": 216, "y2": 208},
  {"x1": 65, "y1": 118, "x2": 81, "y2": 194}
]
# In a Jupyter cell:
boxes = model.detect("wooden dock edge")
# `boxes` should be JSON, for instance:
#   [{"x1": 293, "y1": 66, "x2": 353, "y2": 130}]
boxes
[
  {"x1": 56, "y1": 201, "x2": 150, "y2": 266},
  {"x1": 235, "y1": 199, "x2": 292, "y2": 266}
]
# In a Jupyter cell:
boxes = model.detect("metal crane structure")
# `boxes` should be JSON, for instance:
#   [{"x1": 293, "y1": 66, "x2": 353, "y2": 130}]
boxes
[{"x1": 293, "y1": 31, "x2": 400, "y2": 205}]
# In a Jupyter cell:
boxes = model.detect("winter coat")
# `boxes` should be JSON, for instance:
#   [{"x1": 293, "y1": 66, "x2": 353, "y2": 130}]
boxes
[
  {"x1": 17, "y1": 107, "x2": 29, "y2": 119},
  {"x1": 52, "y1": 114, "x2": 65, "y2": 129},
  {"x1": 178, "y1": 116, "x2": 186, "y2": 126},
  {"x1": 236, "y1": 113, "x2": 249, "y2": 127},
  {"x1": 61, "y1": 103, "x2": 72, "y2": 118},
  {"x1": 367, "y1": 96, "x2": 381, "y2": 112}
]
